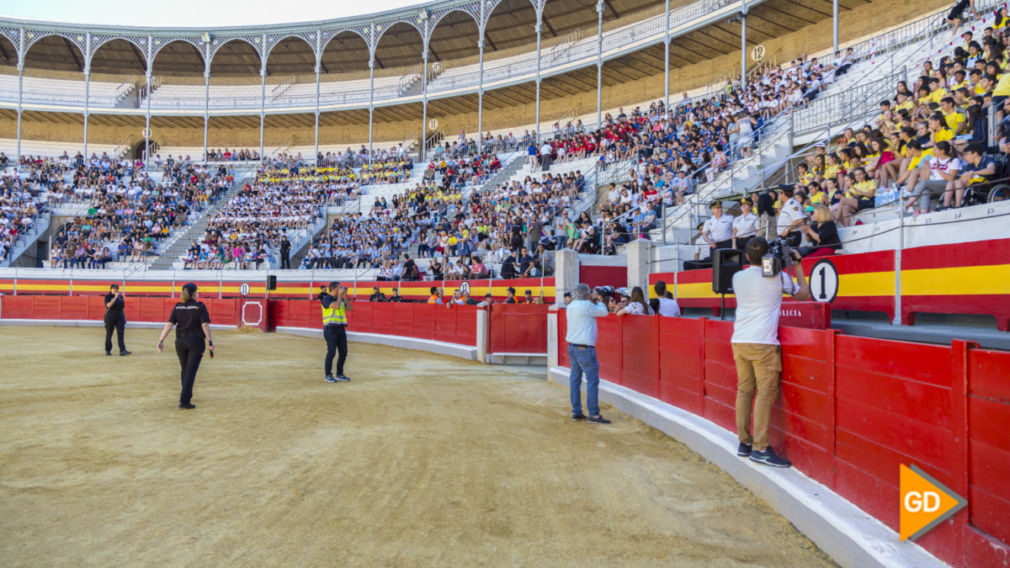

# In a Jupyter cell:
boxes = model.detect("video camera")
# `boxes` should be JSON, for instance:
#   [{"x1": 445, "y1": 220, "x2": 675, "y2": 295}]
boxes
[{"x1": 762, "y1": 238, "x2": 796, "y2": 277}]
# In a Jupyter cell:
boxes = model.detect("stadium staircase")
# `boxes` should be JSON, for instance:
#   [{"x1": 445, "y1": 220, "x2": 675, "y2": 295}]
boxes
[
  {"x1": 0, "y1": 212, "x2": 51, "y2": 268},
  {"x1": 147, "y1": 171, "x2": 254, "y2": 270}
]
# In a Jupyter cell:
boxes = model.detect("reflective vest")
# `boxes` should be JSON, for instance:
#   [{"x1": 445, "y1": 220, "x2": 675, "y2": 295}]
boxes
[
  {"x1": 427, "y1": 295, "x2": 439, "y2": 304},
  {"x1": 321, "y1": 298, "x2": 348, "y2": 326}
]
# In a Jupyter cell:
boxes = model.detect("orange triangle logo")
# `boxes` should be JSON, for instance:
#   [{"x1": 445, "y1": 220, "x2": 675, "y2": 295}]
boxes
[{"x1": 899, "y1": 464, "x2": 967, "y2": 541}]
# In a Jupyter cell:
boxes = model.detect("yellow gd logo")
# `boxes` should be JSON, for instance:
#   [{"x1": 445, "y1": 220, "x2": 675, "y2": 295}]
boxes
[{"x1": 899, "y1": 464, "x2": 967, "y2": 541}]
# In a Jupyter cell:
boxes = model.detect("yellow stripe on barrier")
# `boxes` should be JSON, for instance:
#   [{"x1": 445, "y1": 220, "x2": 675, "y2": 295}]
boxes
[
  {"x1": 675, "y1": 265, "x2": 1010, "y2": 300},
  {"x1": 901, "y1": 264, "x2": 1010, "y2": 296}
]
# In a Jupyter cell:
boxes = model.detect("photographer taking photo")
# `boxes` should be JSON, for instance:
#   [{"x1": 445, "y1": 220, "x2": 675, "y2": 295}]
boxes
[{"x1": 731, "y1": 237, "x2": 810, "y2": 468}]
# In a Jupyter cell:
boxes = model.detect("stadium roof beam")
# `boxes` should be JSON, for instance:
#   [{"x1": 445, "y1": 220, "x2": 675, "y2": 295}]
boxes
[
  {"x1": 63, "y1": 37, "x2": 84, "y2": 72},
  {"x1": 736, "y1": 13, "x2": 794, "y2": 35},
  {"x1": 787, "y1": 0, "x2": 833, "y2": 19},
  {"x1": 604, "y1": 0, "x2": 620, "y2": 19},
  {"x1": 756, "y1": 3, "x2": 817, "y2": 26}
]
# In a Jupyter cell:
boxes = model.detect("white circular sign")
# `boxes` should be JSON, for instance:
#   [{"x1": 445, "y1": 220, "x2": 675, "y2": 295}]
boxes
[
  {"x1": 239, "y1": 282, "x2": 251, "y2": 297},
  {"x1": 459, "y1": 281, "x2": 471, "y2": 295},
  {"x1": 808, "y1": 259, "x2": 839, "y2": 303},
  {"x1": 751, "y1": 45, "x2": 766, "y2": 62}
]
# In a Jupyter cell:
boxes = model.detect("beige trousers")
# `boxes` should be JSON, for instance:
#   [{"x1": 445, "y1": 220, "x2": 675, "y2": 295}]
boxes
[{"x1": 732, "y1": 342, "x2": 782, "y2": 451}]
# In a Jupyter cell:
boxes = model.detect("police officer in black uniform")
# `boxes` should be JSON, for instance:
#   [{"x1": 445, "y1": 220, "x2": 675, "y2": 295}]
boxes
[
  {"x1": 103, "y1": 284, "x2": 131, "y2": 356},
  {"x1": 319, "y1": 281, "x2": 352, "y2": 383},
  {"x1": 156, "y1": 283, "x2": 213, "y2": 409}
]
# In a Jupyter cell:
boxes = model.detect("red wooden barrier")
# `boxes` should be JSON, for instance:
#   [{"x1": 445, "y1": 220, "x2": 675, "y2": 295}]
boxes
[
  {"x1": 488, "y1": 304, "x2": 550, "y2": 354},
  {"x1": 554, "y1": 314, "x2": 1010, "y2": 567}
]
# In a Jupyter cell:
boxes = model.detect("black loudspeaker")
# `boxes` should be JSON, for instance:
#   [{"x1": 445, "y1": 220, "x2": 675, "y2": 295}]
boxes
[
  {"x1": 266, "y1": 275, "x2": 277, "y2": 291},
  {"x1": 712, "y1": 249, "x2": 744, "y2": 294}
]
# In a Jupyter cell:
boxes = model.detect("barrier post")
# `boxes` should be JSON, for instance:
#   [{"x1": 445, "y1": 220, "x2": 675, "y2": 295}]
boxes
[
  {"x1": 950, "y1": 338, "x2": 975, "y2": 557},
  {"x1": 476, "y1": 306, "x2": 488, "y2": 363},
  {"x1": 68, "y1": 276, "x2": 73, "y2": 296},
  {"x1": 12, "y1": 268, "x2": 17, "y2": 295}
]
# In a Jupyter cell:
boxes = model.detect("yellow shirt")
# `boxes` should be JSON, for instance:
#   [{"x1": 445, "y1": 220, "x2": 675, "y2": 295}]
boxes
[
  {"x1": 895, "y1": 100, "x2": 914, "y2": 113},
  {"x1": 929, "y1": 88, "x2": 948, "y2": 105},
  {"x1": 848, "y1": 180, "x2": 877, "y2": 199},
  {"x1": 908, "y1": 149, "x2": 933, "y2": 171},
  {"x1": 994, "y1": 73, "x2": 1010, "y2": 97},
  {"x1": 943, "y1": 111, "x2": 966, "y2": 133},
  {"x1": 809, "y1": 190, "x2": 827, "y2": 205},
  {"x1": 824, "y1": 164, "x2": 840, "y2": 179},
  {"x1": 933, "y1": 129, "x2": 955, "y2": 143}
]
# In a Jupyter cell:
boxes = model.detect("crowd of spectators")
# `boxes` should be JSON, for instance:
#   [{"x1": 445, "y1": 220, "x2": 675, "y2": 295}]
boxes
[
  {"x1": 0, "y1": 172, "x2": 47, "y2": 265},
  {"x1": 184, "y1": 165, "x2": 339, "y2": 269},
  {"x1": 299, "y1": 169, "x2": 583, "y2": 277},
  {"x1": 48, "y1": 161, "x2": 235, "y2": 268},
  {"x1": 203, "y1": 148, "x2": 261, "y2": 162}
]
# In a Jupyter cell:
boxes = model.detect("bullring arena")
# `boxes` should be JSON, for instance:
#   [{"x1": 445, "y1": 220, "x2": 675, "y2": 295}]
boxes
[
  {"x1": 0, "y1": 327, "x2": 833, "y2": 566},
  {"x1": 1, "y1": 0, "x2": 1010, "y2": 566}
]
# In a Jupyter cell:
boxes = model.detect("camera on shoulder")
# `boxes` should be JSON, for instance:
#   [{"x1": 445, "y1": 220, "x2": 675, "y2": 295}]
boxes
[{"x1": 761, "y1": 238, "x2": 792, "y2": 277}]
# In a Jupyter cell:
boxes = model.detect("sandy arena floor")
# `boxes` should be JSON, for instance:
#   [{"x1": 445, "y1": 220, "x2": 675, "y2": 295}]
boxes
[{"x1": 0, "y1": 327, "x2": 834, "y2": 567}]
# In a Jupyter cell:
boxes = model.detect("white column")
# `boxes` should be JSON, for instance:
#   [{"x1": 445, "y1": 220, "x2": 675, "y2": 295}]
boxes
[
  {"x1": 664, "y1": 0, "x2": 670, "y2": 110},
  {"x1": 368, "y1": 54, "x2": 375, "y2": 164},
  {"x1": 83, "y1": 33, "x2": 90, "y2": 159},
  {"x1": 15, "y1": 29, "x2": 23, "y2": 166},
  {"x1": 740, "y1": 1, "x2": 748, "y2": 94},
  {"x1": 16, "y1": 62, "x2": 23, "y2": 165},
  {"x1": 554, "y1": 248, "x2": 579, "y2": 296},
  {"x1": 144, "y1": 38, "x2": 153, "y2": 169},
  {"x1": 477, "y1": 35, "x2": 485, "y2": 152},
  {"x1": 203, "y1": 69, "x2": 210, "y2": 161},
  {"x1": 832, "y1": 0, "x2": 839, "y2": 55},
  {"x1": 260, "y1": 34, "x2": 267, "y2": 161},
  {"x1": 534, "y1": 15, "x2": 542, "y2": 141},
  {"x1": 626, "y1": 238, "x2": 651, "y2": 294},
  {"x1": 314, "y1": 30, "x2": 321, "y2": 165},
  {"x1": 314, "y1": 65, "x2": 321, "y2": 164},
  {"x1": 596, "y1": 0, "x2": 604, "y2": 127},
  {"x1": 421, "y1": 49, "x2": 429, "y2": 162}
]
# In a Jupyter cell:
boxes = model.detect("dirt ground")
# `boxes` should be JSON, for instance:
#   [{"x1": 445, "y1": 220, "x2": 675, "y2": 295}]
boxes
[{"x1": 0, "y1": 327, "x2": 835, "y2": 567}]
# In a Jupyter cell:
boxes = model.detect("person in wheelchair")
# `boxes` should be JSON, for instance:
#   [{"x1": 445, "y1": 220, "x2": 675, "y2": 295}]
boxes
[{"x1": 957, "y1": 144, "x2": 1010, "y2": 205}]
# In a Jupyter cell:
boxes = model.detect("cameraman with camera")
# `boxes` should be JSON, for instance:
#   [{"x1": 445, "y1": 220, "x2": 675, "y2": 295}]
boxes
[{"x1": 732, "y1": 237, "x2": 810, "y2": 468}]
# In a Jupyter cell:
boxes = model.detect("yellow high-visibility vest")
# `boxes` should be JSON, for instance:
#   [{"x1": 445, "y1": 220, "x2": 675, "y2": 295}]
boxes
[{"x1": 321, "y1": 299, "x2": 347, "y2": 326}]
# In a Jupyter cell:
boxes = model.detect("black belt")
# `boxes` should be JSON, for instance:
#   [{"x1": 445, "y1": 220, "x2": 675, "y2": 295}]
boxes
[
  {"x1": 570, "y1": 343, "x2": 594, "y2": 349},
  {"x1": 325, "y1": 324, "x2": 347, "y2": 328}
]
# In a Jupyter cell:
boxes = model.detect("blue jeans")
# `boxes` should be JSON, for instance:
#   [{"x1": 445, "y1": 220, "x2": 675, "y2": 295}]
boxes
[{"x1": 568, "y1": 344, "x2": 600, "y2": 416}]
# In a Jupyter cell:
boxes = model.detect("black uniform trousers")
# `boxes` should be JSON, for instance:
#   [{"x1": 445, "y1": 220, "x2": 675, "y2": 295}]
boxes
[
  {"x1": 175, "y1": 335, "x2": 205, "y2": 404},
  {"x1": 324, "y1": 324, "x2": 348, "y2": 377},
  {"x1": 280, "y1": 251, "x2": 291, "y2": 269},
  {"x1": 104, "y1": 314, "x2": 127, "y2": 354}
]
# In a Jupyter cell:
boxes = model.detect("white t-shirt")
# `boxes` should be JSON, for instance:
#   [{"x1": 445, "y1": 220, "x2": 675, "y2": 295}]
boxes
[
  {"x1": 929, "y1": 156, "x2": 961, "y2": 181},
  {"x1": 731, "y1": 266, "x2": 801, "y2": 345},
  {"x1": 655, "y1": 297, "x2": 681, "y2": 317},
  {"x1": 623, "y1": 302, "x2": 652, "y2": 315}
]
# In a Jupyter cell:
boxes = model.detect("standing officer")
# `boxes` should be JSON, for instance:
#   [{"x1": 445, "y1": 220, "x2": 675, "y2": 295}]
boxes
[
  {"x1": 280, "y1": 235, "x2": 292, "y2": 269},
  {"x1": 103, "y1": 284, "x2": 131, "y2": 356},
  {"x1": 156, "y1": 283, "x2": 214, "y2": 409},
  {"x1": 321, "y1": 281, "x2": 352, "y2": 383}
]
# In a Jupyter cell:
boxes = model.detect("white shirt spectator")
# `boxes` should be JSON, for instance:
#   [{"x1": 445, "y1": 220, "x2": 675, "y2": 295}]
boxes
[
  {"x1": 929, "y1": 156, "x2": 961, "y2": 181},
  {"x1": 731, "y1": 266, "x2": 801, "y2": 345},
  {"x1": 702, "y1": 214, "x2": 734, "y2": 242},
  {"x1": 565, "y1": 299, "x2": 609, "y2": 346},
  {"x1": 655, "y1": 297, "x2": 681, "y2": 317}
]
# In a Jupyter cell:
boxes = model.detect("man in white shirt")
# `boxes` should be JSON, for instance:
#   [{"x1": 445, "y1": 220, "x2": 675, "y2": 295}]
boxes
[
  {"x1": 651, "y1": 281, "x2": 681, "y2": 317},
  {"x1": 731, "y1": 237, "x2": 810, "y2": 468},
  {"x1": 565, "y1": 283, "x2": 612, "y2": 424},
  {"x1": 775, "y1": 187, "x2": 806, "y2": 247},
  {"x1": 702, "y1": 201, "x2": 735, "y2": 251},
  {"x1": 732, "y1": 199, "x2": 759, "y2": 251}
]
